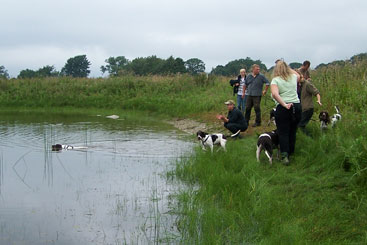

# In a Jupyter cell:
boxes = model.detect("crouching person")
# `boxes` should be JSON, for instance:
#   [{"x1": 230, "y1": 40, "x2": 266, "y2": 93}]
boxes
[{"x1": 216, "y1": 100, "x2": 248, "y2": 138}]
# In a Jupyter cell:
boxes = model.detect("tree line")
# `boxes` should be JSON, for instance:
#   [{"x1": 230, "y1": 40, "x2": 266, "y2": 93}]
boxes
[{"x1": 1, "y1": 52, "x2": 366, "y2": 79}]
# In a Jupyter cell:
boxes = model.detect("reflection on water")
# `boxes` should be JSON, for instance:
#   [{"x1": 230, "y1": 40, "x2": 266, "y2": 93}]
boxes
[{"x1": 0, "y1": 112, "x2": 192, "y2": 244}]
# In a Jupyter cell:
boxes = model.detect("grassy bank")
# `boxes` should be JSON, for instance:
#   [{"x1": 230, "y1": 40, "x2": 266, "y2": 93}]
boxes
[
  {"x1": 0, "y1": 74, "x2": 231, "y2": 118},
  {"x1": 170, "y1": 61, "x2": 367, "y2": 243}
]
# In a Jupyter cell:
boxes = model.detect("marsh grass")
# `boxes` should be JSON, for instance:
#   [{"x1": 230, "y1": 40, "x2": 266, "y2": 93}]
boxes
[{"x1": 0, "y1": 74, "x2": 227, "y2": 117}]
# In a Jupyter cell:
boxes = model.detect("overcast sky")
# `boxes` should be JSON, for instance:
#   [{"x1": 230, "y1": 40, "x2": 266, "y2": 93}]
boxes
[{"x1": 1, "y1": 0, "x2": 366, "y2": 77}]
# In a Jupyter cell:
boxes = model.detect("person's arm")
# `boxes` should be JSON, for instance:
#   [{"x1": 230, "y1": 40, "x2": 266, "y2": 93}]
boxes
[
  {"x1": 271, "y1": 84, "x2": 292, "y2": 109},
  {"x1": 262, "y1": 85, "x2": 269, "y2": 96},
  {"x1": 316, "y1": 94, "x2": 322, "y2": 106},
  {"x1": 241, "y1": 85, "x2": 246, "y2": 98},
  {"x1": 216, "y1": 114, "x2": 229, "y2": 123},
  {"x1": 262, "y1": 76, "x2": 270, "y2": 96},
  {"x1": 306, "y1": 82, "x2": 322, "y2": 106}
]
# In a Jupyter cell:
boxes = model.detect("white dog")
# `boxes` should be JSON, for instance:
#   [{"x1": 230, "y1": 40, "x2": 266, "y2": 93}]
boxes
[{"x1": 196, "y1": 130, "x2": 227, "y2": 153}]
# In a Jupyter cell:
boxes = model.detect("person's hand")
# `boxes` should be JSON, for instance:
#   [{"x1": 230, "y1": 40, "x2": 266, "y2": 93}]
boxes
[
  {"x1": 241, "y1": 94, "x2": 245, "y2": 99},
  {"x1": 317, "y1": 101, "x2": 322, "y2": 106},
  {"x1": 262, "y1": 90, "x2": 267, "y2": 96},
  {"x1": 284, "y1": 103, "x2": 293, "y2": 110},
  {"x1": 235, "y1": 83, "x2": 239, "y2": 86},
  {"x1": 216, "y1": 115, "x2": 224, "y2": 120}
]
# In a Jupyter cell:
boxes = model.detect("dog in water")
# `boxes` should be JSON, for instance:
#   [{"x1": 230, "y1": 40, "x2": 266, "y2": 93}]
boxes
[
  {"x1": 196, "y1": 130, "x2": 227, "y2": 153},
  {"x1": 52, "y1": 144, "x2": 88, "y2": 151},
  {"x1": 331, "y1": 106, "x2": 342, "y2": 127},
  {"x1": 52, "y1": 144, "x2": 74, "y2": 151},
  {"x1": 319, "y1": 111, "x2": 330, "y2": 129},
  {"x1": 256, "y1": 130, "x2": 279, "y2": 164}
]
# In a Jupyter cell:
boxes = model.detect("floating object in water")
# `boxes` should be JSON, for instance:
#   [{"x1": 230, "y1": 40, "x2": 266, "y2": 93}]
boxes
[{"x1": 106, "y1": 115, "x2": 119, "y2": 119}]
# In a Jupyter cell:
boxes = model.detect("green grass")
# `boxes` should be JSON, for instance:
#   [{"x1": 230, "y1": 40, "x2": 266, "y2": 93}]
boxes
[{"x1": 170, "y1": 61, "x2": 367, "y2": 244}]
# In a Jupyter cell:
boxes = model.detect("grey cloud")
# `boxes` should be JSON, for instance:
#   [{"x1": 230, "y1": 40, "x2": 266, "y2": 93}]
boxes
[{"x1": 1, "y1": 0, "x2": 366, "y2": 77}]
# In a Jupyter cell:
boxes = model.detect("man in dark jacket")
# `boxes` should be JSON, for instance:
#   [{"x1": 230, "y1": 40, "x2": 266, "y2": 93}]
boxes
[{"x1": 217, "y1": 100, "x2": 248, "y2": 138}]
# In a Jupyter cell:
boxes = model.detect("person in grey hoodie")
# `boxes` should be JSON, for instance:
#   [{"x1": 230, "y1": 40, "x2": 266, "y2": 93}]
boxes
[{"x1": 243, "y1": 64, "x2": 270, "y2": 127}]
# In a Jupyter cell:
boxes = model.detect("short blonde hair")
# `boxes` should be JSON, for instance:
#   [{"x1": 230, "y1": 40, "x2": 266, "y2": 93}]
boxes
[
  {"x1": 272, "y1": 60, "x2": 292, "y2": 80},
  {"x1": 240, "y1": 68, "x2": 246, "y2": 73}
]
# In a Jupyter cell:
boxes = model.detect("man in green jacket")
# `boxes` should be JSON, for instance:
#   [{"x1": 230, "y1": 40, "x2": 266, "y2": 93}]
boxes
[{"x1": 298, "y1": 77, "x2": 322, "y2": 133}]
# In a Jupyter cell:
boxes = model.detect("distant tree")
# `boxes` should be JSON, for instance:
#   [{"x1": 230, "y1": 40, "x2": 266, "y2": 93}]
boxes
[
  {"x1": 160, "y1": 56, "x2": 187, "y2": 74},
  {"x1": 0, "y1": 65, "x2": 9, "y2": 79},
  {"x1": 18, "y1": 69, "x2": 37, "y2": 79},
  {"x1": 61, "y1": 55, "x2": 91, "y2": 77},
  {"x1": 37, "y1": 65, "x2": 59, "y2": 77},
  {"x1": 289, "y1": 62, "x2": 302, "y2": 69},
  {"x1": 101, "y1": 56, "x2": 129, "y2": 76},
  {"x1": 129, "y1": 56, "x2": 163, "y2": 75},
  {"x1": 210, "y1": 65, "x2": 226, "y2": 76},
  {"x1": 211, "y1": 57, "x2": 267, "y2": 76},
  {"x1": 171, "y1": 57, "x2": 187, "y2": 74},
  {"x1": 17, "y1": 66, "x2": 59, "y2": 78},
  {"x1": 185, "y1": 58, "x2": 205, "y2": 75}
]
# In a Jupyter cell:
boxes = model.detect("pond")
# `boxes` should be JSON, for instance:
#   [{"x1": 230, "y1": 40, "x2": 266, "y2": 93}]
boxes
[{"x1": 0, "y1": 112, "x2": 193, "y2": 244}]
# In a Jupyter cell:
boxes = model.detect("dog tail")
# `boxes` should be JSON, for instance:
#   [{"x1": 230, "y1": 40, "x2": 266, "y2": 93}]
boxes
[{"x1": 335, "y1": 105, "x2": 340, "y2": 114}]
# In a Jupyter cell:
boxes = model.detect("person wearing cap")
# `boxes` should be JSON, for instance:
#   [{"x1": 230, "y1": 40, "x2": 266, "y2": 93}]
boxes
[{"x1": 216, "y1": 100, "x2": 248, "y2": 138}]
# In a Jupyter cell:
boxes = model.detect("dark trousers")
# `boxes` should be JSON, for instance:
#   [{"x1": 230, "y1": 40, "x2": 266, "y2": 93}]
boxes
[
  {"x1": 274, "y1": 103, "x2": 301, "y2": 156},
  {"x1": 245, "y1": 96, "x2": 262, "y2": 124},
  {"x1": 224, "y1": 122, "x2": 248, "y2": 134},
  {"x1": 298, "y1": 108, "x2": 314, "y2": 129}
]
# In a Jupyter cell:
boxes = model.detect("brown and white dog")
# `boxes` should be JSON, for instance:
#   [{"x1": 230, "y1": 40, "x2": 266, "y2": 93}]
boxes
[
  {"x1": 319, "y1": 106, "x2": 341, "y2": 129},
  {"x1": 196, "y1": 130, "x2": 227, "y2": 153},
  {"x1": 256, "y1": 130, "x2": 279, "y2": 164},
  {"x1": 319, "y1": 111, "x2": 330, "y2": 129}
]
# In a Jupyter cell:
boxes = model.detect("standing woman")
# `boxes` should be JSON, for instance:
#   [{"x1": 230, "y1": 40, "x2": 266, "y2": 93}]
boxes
[
  {"x1": 237, "y1": 69, "x2": 247, "y2": 114},
  {"x1": 271, "y1": 60, "x2": 301, "y2": 165}
]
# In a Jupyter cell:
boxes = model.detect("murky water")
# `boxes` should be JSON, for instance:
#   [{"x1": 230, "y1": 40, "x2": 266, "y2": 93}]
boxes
[{"x1": 0, "y1": 112, "x2": 192, "y2": 244}]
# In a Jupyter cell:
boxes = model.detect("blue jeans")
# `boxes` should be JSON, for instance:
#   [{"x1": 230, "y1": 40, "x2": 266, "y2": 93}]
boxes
[{"x1": 237, "y1": 94, "x2": 247, "y2": 114}]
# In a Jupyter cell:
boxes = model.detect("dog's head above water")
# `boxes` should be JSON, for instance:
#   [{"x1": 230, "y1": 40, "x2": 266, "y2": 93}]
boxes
[
  {"x1": 52, "y1": 144, "x2": 63, "y2": 151},
  {"x1": 196, "y1": 130, "x2": 208, "y2": 140},
  {"x1": 319, "y1": 111, "x2": 330, "y2": 124}
]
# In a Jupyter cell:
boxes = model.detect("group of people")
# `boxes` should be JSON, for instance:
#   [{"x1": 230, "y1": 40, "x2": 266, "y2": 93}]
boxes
[{"x1": 217, "y1": 61, "x2": 322, "y2": 165}]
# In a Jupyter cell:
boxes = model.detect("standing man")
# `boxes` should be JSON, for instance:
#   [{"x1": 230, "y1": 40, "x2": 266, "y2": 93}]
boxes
[
  {"x1": 216, "y1": 100, "x2": 248, "y2": 138},
  {"x1": 297, "y1": 61, "x2": 322, "y2": 133},
  {"x1": 243, "y1": 64, "x2": 270, "y2": 127}
]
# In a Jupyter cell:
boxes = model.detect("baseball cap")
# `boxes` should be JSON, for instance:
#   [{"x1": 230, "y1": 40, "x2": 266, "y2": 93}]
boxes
[{"x1": 224, "y1": 100, "x2": 235, "y2": 105}]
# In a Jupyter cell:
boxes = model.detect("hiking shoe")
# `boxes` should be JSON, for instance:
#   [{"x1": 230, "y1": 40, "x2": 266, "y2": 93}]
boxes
[
  {"x1": 252, "y1": 123, "x2": 261, "y2": 127},
  {"x1": 282, "y1": 156, "x2": 290, "y2": 166},
  {"x1": 231, "y1": 130, "x2": 241, "y2": 138}
]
